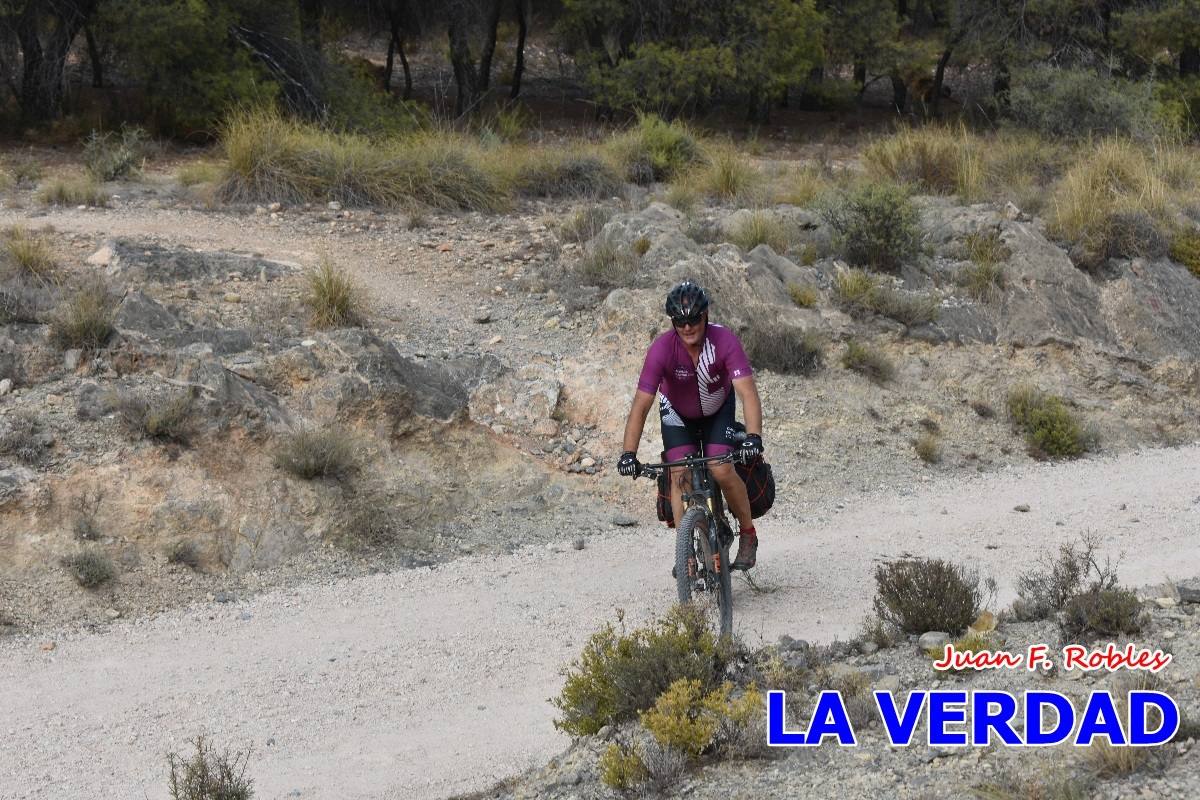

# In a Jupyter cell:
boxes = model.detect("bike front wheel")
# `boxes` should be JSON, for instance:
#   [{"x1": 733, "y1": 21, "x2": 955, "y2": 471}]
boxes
[{"x1": 674, "y1": 506, "x2": 733, "y2": 638}]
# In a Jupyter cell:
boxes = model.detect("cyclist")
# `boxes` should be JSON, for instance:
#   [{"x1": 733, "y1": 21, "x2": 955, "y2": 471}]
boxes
[{"x1": 617, "y1": 281, "x2": 764, "y2": 570}]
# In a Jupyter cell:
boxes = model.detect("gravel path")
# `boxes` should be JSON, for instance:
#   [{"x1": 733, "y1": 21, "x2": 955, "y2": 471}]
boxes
[{"x1": 4, "y1": 445, "x2": 1199, "y2": 800}]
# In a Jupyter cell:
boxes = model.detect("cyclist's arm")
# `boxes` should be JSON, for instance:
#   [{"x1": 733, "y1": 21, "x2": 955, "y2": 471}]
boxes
[
  {"x1": 622, "y1": 389, "x2": 656, "y2": 453},
  {"x1": 732, "y1": 376, "x2": 762, "y2": 437}
]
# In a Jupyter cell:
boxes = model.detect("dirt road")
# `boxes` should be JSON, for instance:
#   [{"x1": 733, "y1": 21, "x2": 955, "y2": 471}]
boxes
[{"x1": 4, "y1": 445, "x2": 1199, "y2": 799}]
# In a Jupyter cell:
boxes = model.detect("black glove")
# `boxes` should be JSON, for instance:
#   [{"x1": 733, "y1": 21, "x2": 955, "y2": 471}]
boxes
[
  {"x1": 617, "y1": 451, "x2": 640, "y2": 477},
  {"x1": 737, "y1": 434, "x2": 763, "y2": 463}
]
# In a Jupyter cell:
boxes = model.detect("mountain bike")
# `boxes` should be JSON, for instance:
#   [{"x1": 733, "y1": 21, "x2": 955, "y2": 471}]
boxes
[{"x1": 637, "y1": 449, "x2": 738, "y2": 638}]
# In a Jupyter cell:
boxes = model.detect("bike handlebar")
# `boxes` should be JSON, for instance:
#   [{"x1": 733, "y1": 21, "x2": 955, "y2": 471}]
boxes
[{"x1": 636, "y1": 451, "x2": 738, "y2": 479}]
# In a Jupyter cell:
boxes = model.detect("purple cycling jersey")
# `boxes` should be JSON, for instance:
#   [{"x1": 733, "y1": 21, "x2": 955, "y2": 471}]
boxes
[{"x1": 636, "y1": 323, "x2": 753, "y2": 419}]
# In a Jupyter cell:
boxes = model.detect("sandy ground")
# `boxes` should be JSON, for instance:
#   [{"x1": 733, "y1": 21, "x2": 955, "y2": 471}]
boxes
[{"x1": 4, "y1": 444, "x2": 1199, "y2": 800}]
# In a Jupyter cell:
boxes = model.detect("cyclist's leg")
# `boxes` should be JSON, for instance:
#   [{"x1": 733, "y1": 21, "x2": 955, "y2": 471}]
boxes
[
  {"x1": 659, "y1": 394, "x2": 702, "y2": 526},
  {"x1": 699, "y1": 394, "x2": 754, "y2": 531}
]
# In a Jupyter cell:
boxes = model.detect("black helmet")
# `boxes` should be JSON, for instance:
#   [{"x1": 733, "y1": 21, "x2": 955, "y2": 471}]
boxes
[{"x1": 664, "y1": 281, "x2": 710, "y2": 318}]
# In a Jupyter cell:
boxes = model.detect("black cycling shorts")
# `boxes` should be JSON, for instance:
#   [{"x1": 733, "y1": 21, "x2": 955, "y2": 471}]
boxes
[{"x1": 658, "y1": 392, "x2": 738, "y2": 461}]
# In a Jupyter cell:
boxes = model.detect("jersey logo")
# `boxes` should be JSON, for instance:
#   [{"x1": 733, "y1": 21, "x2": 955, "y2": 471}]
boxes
[{"x1": 674, "y1": 367, "x2": 692, "y2": 379}]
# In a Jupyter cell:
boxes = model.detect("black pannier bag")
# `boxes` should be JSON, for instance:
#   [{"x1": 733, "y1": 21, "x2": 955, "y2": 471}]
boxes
[{"x1": 655, "y1": 452, "x2": 776, "y2": 525}]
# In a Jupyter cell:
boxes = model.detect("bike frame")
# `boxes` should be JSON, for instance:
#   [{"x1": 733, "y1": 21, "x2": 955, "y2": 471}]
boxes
[{"x1": 638, "y1": 450, "x2": 736, "y2": 565}]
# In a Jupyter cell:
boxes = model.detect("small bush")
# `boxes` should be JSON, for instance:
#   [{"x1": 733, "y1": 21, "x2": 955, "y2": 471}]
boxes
[
  {"x1": 2, "y1": 226, "x2": 56, "y2": 284},
  {"x1": 821, "y1": 183, "x2": 921, "y2": 271},
  {"x1": 974, "y1": 767, "x2": 1096, "y2": 799},
  {"x1": 864, "y1": 126, "x2": 983, "y2": 198},
  {"x1": 1007, "y1": 66, "x2": 1163, "y2": 141},
  {"x1": 1086, "y1": 674, "x2": 1170, "y2": 777},
  {"x1": 963, "y1": 229, "x2": 1011, "y2": 267},
  {"x1": 62, "y1": 549, "x2": 116, "y2": 588},
  {"x1": 303, "y1": 261, "x2": 364, "y2": 329},
  {"x1": 788, "y1": 284, "x2": 818, "y2": 308},
  {"x1": 1006, "y1": 385, "x2": 1092, "y2": 459},
  {"x1": 48, "y1": 281, "x2": 115, "y2": 351},
  {"x1": 1013, "y1": 535, "x2": 1115, "y2": 621},
  {"x1": 858, "y1": 615, "x2": 902, "y2": 650},
  {"x1": 729, "y1": 211, "x2": 791, "y2": 253},
  {"x1": 740, "y1": 322, "x2": 824, "y2": 376},
  {"x1": 167, "y1": 736, "x2": 254, "y2": 800},
  {"x1": 71, "y1": 490, "x2": 103, "y2": 541},
  {"x1": 632, "y1": 235, "x2": 652, "y2": 257},
  {"x1": 273, "y1": 426, "x2": 358, "y2": 480},
  {"x1": 640, "y1": 678, "x2": 721, "y2": 757},
  {"x1": 774, "y1": 165, "x2": 830, "y2": 207},
  {"x1": 0, "y1": 411, "x2": 44, "y2": 465},
  {"x1": 873, "y1": 558, "x2": 982, "y2": 635},
  {"x1": 827, "y1": 670, "x2": 876, "y2": 729},
  {"x1": 166, "y1": 540, "x2": 203, "y2": 570},
  {"x1": 4, "y1": 155, "x2": 43, "y2": 186},
  {"x1": 1170, "y1": 229, "x2": 1200, "y2": 277},
  {"x1": 83, "y1": 126, "x2": 149, "y2": 181},
  {"x1": 553, "y1": 604, "x2": 731, "y2": 737},
  {"x1": 868, "y1": 283, "x2": 939, "y2": 326},
  {"x1": 841, "y1": 340, "x2": 895, "y2": 384},
  {"x1": 599, "y1": 742, "x2": 649, "y2": 790},
  {"x1": 959, "y1": 261, "x2": 1007, "y2": 302},
  {"x1": 576, "y1": 239, "x2": 638, "y2": 288},
  {"x1": 665, "y1": 181, "x2": 698, "y2": 212},
  {"x1": 331, "y1": 488, "x2": 409, "y2": 550},
  {"x1": 700, "y1": 149, "x2": 758, "y2": 201},
  {"x1": 1060, "y1": 586, "x2": 1145, "y2": 641},
  {"x1": 914, "y1": 433, "x2": 941, "y2": 464},
  {"x1": 37, "y1": 177, "x2": 107, "y2": 207},
  {"x1": 113, "y1": 390, "x2": 198, "y2": 444},
  {"x1": 514, "y1": 153, "x2": 623, "y2": 199},
  {"x1": 832, "y1": 267, "x2": 878, "y2": 311},
  {"x1": 558, "y1": 205, "x2": 612, "y2": 244},
  {"x1": 609, "y1": 113, "x2": 705, "y2": 184}
]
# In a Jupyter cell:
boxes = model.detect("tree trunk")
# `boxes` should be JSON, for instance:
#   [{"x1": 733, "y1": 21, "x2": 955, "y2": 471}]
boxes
[
  {"x1": 448, "y1": 18, "x2": 483, "y2": 116},
  {"x1": 298, "y1": 0, "x2": 323, "y2": 54},
  {"x1": 890, "y1": 71, "x2": 907, "y2": 114},
  {"x1": 993, "y1": 60, "x2": 1010, "y2": 110},
  {"x1": 1182, "y1": 45, "x2": 1200, "y2": 78},
  {"x1": 510, "y1": 0, "x2": 529, "y2": 99},
  {"x1": 84, "y1": 25, "x2": 103, "y2": 88},
  {"x1": 930, "y1": 47, "x2": 952, "y2": 117},
  {"x1": 16, "y1": 0, "x2": 98, "y2": 123},
  {"x1": 477, "y1": 0, "x2": 503, "y2": 93},
  {"x1": 385, "y1": 30, "x2": 396, "y2": 91},
  {"x1": 399, "y1": 37, "x2": 412, "y2": 100}
]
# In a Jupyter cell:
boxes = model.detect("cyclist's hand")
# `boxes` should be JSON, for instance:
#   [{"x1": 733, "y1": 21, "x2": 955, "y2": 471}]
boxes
[
  {"x1": 617, "y1": 451, "x2": 640, "y2": 477},
  {"x1": 737, "y1": 434, "x2": 763, "y2": 463}
]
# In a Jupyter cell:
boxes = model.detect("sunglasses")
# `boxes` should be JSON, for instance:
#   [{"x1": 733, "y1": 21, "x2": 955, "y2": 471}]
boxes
[{"x1": 672, "y1": 313, "x2": 705, "y2": 328}]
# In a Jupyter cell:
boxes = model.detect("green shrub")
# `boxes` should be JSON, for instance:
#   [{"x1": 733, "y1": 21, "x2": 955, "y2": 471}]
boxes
[
  {"x1": 1171, "y1": 229, "x2": 1200, "y2": 277},
  {"x1": 963, "y1": 229, "x2": 1011, "y2": 266},
  {"x1": 553, "y1": 604, "x2": 731, "y2": 737},
  {"x1": 219, "y1": 109, "x2": 504, "y2": 210},
  {"x1": 599, "y1": 742, "x2": 648, "y2": 790},
  {"x1": 729, "y1": 211, "x2": 791, "y2": 252},
  {"x1": 740, "y1": 321, "x2": 824, "y2": 376},
  {"x1": 1006, "y1": 385, "x2": 1092, "y2": 459},
  {"x1": 832, "y1": 267, "x2": 878, "y2": 311},
  {"x1": 841, "y1": 340, "x2": 895, "y2": 384},
  {"x1": 608, "y1": 113, "x2": 705, "y2": 185},
  {"x1": 1061, "y1": 586, "x2": 1145, "y2": 641},
  {"x1": 303, "y1": 261, "x2": 364, "y2": 329},
  {"x1": 558, "y1": 205, "x2": 612, "y2": 244},
  {"x1": 62, "y1": 549, "x2": 116, "y2": 588},
  {"x1": 514, "y1": 153, "x2": 623, "y2": 199},
  {"x1": 37, "y1": 177, "x2": 107, "y2": 207},
  {"x1": 167, "y1": 736, "x2": 254, "y2": 800},
  {"x1": 2, "y1": 226, "x2": 56, "y2": 285},
  {"x1": 914, "y1": 433, "x2": 941, "y2": 464},
  {"x1": 959, "y1": 261, "x2": 1007, "y2": 302},
  {"x1": 113, "y1": 390, "x2": 198, "y2": 444},
  {"x1": 821, "y1": 183, "x2": 921, "y2": 271},
  {"x1": 1006, "y1": 66, "x2": 1164, "y2": 141},
  {"x1": 640, "y1": 678, "x2": 722, "y2": 757},
  {"x1": 576, "y1": 239, "x2": 639, "y2": 288},
  {"x1": 48, "y1": 281, "x2": 115, "y2": 351},
  {"x1": 273, "y1": 426, "x2": 358, "y2": 480},
  {"x1": 788, "y1": 284, "x2": 819, "y2": 308},
  {"x1": 873, "y1": 558, "x2": 981, "y2": 635},
  {"x1": 83, "y1": 126, "x2": 149, "y2": 181}
]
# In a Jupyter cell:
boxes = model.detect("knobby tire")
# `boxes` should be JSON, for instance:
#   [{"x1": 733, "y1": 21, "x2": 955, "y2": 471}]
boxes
[{"x1": 674, "y1": 506, "x2": 733, "y2": 638}]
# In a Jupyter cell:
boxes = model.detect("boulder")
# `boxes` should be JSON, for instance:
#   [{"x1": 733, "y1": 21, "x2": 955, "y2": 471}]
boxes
[
  {"x1": 101, "y1": 239, "x2": 296, "y2": 283},
  {"x1": 469, "y1": 360, "x2": 562, "y2": 434},
  {"x1": 115, "y1": 290, "x2": 253, "y2": 355},
  {"x1": 1100, "y1": 258, "x2": 1200, "y2": 360},
  {"x1": 176, "y1": 357, "x2": 292, "y2": 430}
]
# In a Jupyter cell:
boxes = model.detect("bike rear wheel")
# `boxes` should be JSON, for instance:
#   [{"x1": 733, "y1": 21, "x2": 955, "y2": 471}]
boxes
[{"x1": 674, "y1": 506, "x2": 733, "y2": 638}]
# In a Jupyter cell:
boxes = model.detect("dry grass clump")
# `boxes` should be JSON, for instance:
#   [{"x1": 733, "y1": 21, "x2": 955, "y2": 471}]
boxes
[
  {"x1": 576, "y1": 239, "x2": 639, "y2": 288},
  {"x1": 37, "y1": 176, "x2": 108, "y2": 207},
  {"x1": 697, "y1": 148, "x2": 759, "y2": 202},
  {"x1": 959, "y1": 229, "x2": 1009, "y2": 301},
  {"x1": 177, "y1": 161, "x2": 225, "y2": 187},
  {"x1": 48, "y1": 280, "x2": 115, "y2": 351},
  {"x1": 728, "y1": 210, "x2": 791, "y2": 252},
  {"x1": 558, "y1": 205, "x2": 612, "y2": 244},
  {"x1": 303, "y1": 260, "x2": 364, "y2": 328},
  {"x1": 1006, "y1": 384, "x2": 1094, "y2": 459},
  {"x1": 788, "y1": 283, "x2": 819, "y2": 308},
  {"x1": 863, "y1": 126, "x2": 984, "y2": 200},
  {"x1": 740, "y1": 320, "x2": 824, "y2": 376},
  {"x1": 841, "y1": 340, "x2": 895, "y2": 384},
  {"x1": 219, "y1": 109, "x2": 504, "y2": 210},
  {"x1": 83, "y1": 125, "x2": 149, "y2": 181},
  {"x1": 873, "y1": 557, "x2": 982, "y2": 635},
  {"x1": 973, "y1": 766, "x2": 1095, "y2": 799},
  {"x1": 112, "y1": 389, "x2": 199, "y2": 444},
  {"x1": 833, "y1": 267, "x2": 938, "y2": 325},
  {"x1": 0, "y1": 411, "x2": 44, "y2": 465},
  {"x1": 512, "y1": 150, "x2": 623, "y2": 199},
  {"x1": 914, "y1": 433, "x2": 942, "y2": 464},
  {"x1": 1, "y1": 226, "x2": 56, "y2": 285},
  {"x1": 168, "y1": 736, "x2": 254, "y2": 800},
  {"x1": 274, "y1": 425, "x2": 359, "y2": 480},
  {"x1": 665, "y1": 182, "x2": 698, "y2": 212},
  {"x1": 61, "y1": 549, "x2": 116, "y2": 588},
  {"x1": 1171, "y1": 229, "x2": 1200, "y2": 276},
  {"x1": 1086, "y1": 674, "x2": 1171, "y2": 778},
  {"x1": 607, "y1": 113, "x2": 705, "y2": 185},
  {"x1": 772, "y1": 164, "x2": 831, "y2": 207}
]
